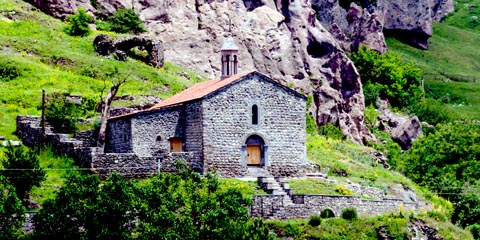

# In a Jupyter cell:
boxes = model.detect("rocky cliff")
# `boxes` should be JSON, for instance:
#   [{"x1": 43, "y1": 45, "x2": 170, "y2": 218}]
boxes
[
  {"x1": 313, "y1": 0, "x2": 454, "y2": 50},
  {"x1": 27, "y1": 0, "x2": 378, "y2": 144},
  {"x1": 25, "y1": 0, "x2": 453, "y2": 144}
]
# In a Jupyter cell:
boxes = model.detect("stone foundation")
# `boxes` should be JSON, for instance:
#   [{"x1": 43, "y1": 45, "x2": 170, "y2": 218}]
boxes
[{"x1": 250, "y1": 194, "x2": 417, "y2": 219}]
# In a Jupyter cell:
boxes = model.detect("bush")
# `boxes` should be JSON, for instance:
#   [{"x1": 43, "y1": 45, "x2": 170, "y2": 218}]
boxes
[
  {"x1": 318, "y1": 123, "x2": 344, "y2": 140},
  {"x1": 467, "y1": 224, "x2": 480, "y2": 240},
  {"x1": 351, "y1": 45, "x2": 423, "y2": 109},
  {"x1": 64, "y1": 8, "x2": 92, "y2": 37},
  {"x1": 0, "y1": 60, "x2": 22, "y2": 82},
  {"x1": 335, "y1": 185, "x2": 353, "y2": 195},
  {"x1": 0, "y1": 144, "x2": 45, "y2": 201},
  {"x1": 308, "y1": 214, "x2": 322, "y2": 226},
  {"x1": 0, "y1": 176, "x2": 26, "y2": 239},
  {"x1": 320, "y1": 209, "x2": 336, "y2": 219},
  {"x1": 44, "y1": 92, "x2": 82, "y2": 133},
  {"x1": 341, "y1": 207, "x2": 358, "y2": 221},
  {"x1": 97, "y1": 8, "x2": 146, "y2": 34}
]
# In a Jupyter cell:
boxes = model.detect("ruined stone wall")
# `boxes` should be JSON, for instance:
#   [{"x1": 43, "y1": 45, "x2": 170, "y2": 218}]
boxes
[
  {"x1": 251, "y1": 194, "x2": 418, "y2": 219},
  {"x1": 16, "y1": 116, "x2": 96, "y2": 167},
  {"x1": 130, "y1": 106, "x2": 185, "y2": 157},
  {"x1": 202, "y1": 73, "x2": 307, "y2": 178}
]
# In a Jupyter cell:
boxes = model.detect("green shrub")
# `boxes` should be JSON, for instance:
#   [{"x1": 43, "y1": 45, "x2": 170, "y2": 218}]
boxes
[
  {"x1": 0, "y1": 60, "x2": 22, "y2": 82},
  {"x1": 320, "y1": 209, "x2": 335, "y2": 219},
  {"x1": 308, "y1": 214, "x2": 322, "y2": 226},
  {"x1": 45, "y1": 92, "x2": 82, "y2": 133},
  {"x1": 97, "y1": 8, "x2": 146, "y2": 34},
  {"x1": 335, "y1": 185, "x2": 353, "y2": 195},
  {"x1": 0, "y1": 144, "x2": 46, "y2": 201},
  {"x1": 64, "y1": 8, "x2": 92, "y2": 37},
  {"x1": 406, "y1": 98, "x2": 458, "y2": 126},
  {"x1": 0, "y1": 176, "x2": 26, "y2": 239},
  {"x1": 351, "y1": 45, "x2": 423, "y2": 109},
  {"x1": 467, "y1": 224, "x2": 480, "y2": 240},
  {"x1": 318, "y1": 123, "x2": 344, "y2": 140},
  {"x1": 341, "y1": 207, "x2": 358, "y2": 221}
]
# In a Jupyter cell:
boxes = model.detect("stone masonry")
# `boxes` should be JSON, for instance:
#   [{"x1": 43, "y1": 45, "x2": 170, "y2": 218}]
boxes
[{"x1": 250, "y1": 194, "x2": 417, "y2": 220}]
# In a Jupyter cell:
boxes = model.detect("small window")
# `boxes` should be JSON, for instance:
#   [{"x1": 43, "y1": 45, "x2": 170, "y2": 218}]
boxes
[
  {"x1": 169, "y1": 138, "x2": 183, "y2": 152},
  {"x1": 252, "y1": 104, "x2": 258, "y2": 125}
]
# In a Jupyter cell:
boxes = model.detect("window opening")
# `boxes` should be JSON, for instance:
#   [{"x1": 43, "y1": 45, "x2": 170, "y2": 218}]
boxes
[{"x1": 252, "y1": 104, "x2": 258, "y2": 125}]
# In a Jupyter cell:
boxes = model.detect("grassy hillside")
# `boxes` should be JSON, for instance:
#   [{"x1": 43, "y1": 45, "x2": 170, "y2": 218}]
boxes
[
  {"x1": 0, "y1": 0, "x2": 473, "y2": 238},
  {"x1": 387, "y1": 0, "x2": 480, "y2": 120},
  {"x1": 0, "y1": 0, "x2": 204, "y2": 140}
]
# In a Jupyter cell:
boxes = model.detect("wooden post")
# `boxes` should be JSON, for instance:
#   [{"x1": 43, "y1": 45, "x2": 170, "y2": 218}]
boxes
[
  {"x1": 41, "y1": 89, "x2": 46, "y2": 147},
  {"x1": 421, "y1": 78, "x2": 425, "y2": 100}
]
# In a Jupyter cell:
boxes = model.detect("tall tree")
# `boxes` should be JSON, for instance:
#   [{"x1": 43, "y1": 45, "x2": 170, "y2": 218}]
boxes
[{"x1": 0, "y1": 176, "x2": 25, "y2": 239}]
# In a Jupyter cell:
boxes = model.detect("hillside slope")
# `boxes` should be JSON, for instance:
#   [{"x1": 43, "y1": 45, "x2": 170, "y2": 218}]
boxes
[
  {"x1": 0, "y1": 0, "x2": 474, "y2": 238},
  {"x1": 0, "y1": 0, "x2": 204, "y2": 140},
  {"x1": 387, "y1": 0, "x2": 480, "y2": 119}
]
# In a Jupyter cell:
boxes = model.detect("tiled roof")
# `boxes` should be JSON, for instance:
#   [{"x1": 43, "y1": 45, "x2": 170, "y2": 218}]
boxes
[
  {"x1": 149, "y1": 70, "x2": 255, "y2": 110},
  {"x1": 109, "y1": 70, "x2": 305, "y2": 121}
]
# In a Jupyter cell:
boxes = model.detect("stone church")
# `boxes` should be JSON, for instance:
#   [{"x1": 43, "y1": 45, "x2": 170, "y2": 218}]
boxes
[{"x1": 105, "y1": 35, "x2": 307, "y2": 177}]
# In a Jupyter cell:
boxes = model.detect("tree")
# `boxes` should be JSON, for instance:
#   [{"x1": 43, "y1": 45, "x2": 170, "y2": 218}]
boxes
[
  {"x1": 403, "y1": 121, "x2": 480, "y2": 226},
  {"x1": 64, "y1": 8, "x2": 93, "y2": 37},
  {"x1": 0, "y1": 176, "x2": 25, "y2": 239},
  {"x1": 351, "y1": 45, "x2": 423, "y2": 108},
  {"x1": 135, "y1": 167, "x2": 254, "y2": 239},
  {"x1": 33, "y1": 173, "x2": 135, "y2": 240},
  {"x1": 97, "y1": 71, "x2": 130, "y2": 147},
  {"x1": 98, "y1": 8, "x2": 146, "y2": 34},
  {"x1": 33, "y1": 167, "x2": 272, "y2": 239},
  {"x1": 0, "y1": 144, "x2": 45, "y2": 201}
]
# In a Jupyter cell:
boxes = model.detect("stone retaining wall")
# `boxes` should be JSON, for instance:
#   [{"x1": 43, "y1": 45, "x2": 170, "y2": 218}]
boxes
[{"x1": 251, "y1": 194, "x2": 417, "y2": 219}]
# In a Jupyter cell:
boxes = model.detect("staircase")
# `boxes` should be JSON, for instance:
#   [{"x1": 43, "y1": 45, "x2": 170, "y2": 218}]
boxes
[{"x1": 257, "y1": 175, "x2": 294, "y2": 206}]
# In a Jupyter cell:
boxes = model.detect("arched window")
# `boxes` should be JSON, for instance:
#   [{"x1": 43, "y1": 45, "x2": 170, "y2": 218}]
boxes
[
  {"x1": 233, "y1": 55, "x2": 238, "y2": 74},
  {"x1": 226, "y1": 55, "x2": 230, "y2": 75},
  {"x1": 252, "y1": 104, "x2": 258, "y2": 125}
]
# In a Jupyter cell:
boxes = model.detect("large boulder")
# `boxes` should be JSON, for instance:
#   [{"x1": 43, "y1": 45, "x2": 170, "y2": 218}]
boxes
[{"x1": 378, "y1": 100, "x2": 423, "y2": 149}]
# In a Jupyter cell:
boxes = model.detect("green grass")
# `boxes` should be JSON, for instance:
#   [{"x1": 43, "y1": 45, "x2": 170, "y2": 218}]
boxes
[
  {"x1": 219, "y1": 178, "x2": 266, "y2": 198},
  {"x1": 0, "y1": 0, "x2": 205, "y2": 139},
  {"x1": 386, "y1": 0, "x2": 480, "y2": 120},
  {"x1": 29, "y1": 147, "x2": 77, "y2": 205},
  {"x1": 265, "y1": 213, "x2": 473, "y2": 239}
]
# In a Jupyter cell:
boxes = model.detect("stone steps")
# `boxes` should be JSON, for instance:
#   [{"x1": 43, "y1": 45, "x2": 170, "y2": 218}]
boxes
[{"x1": 258, "y1": 176, "x2": 294, "y2": 206}]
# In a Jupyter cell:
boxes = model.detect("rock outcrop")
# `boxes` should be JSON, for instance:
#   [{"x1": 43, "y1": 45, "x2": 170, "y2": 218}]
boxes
[
  {"x1": 27, "y1": 0, "x2": 380, "y2": 144},
  {"x1": 378, "y1": 100, "x2": 423, "y2": 149},
  {"x1": 93, "y1": 34, "x2": 164, "y2": 67},
  {"x1": 312, "y1": 0, "x2": 454, "y2": 50},
  {"x1": 313, "y1": 1, "x2": 387, "y2": 53}
]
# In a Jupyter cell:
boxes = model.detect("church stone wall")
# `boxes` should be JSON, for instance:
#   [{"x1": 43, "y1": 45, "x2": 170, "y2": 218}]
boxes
[
  {"x1": 184, "y1": 101, "x2": 204, "y2": 170},
  {"x1": 129, "y1": 106, "x2": 185, "y2": 157},
  {"x1": 202, "y1": 73, "x2": 307, "y2": 177}
]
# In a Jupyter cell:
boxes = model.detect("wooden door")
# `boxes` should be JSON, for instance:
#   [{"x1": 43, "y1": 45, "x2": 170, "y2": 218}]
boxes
[
  {"x1": 170, "y1": 138, "x2": 183, "y2": 152},
  {"x1": 247, "y1": 145, "x2": 261, "y2": 165}
]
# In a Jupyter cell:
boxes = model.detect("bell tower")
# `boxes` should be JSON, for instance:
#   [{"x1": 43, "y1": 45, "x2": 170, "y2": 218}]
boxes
[{"x1": 220, "y1": 31, "x2": 239, "y2": 79}]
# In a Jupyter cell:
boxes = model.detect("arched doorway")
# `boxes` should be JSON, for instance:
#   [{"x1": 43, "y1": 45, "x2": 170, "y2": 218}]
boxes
[{"x1": 245, "y1": 135, "x2": 265, "y2": 166}]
